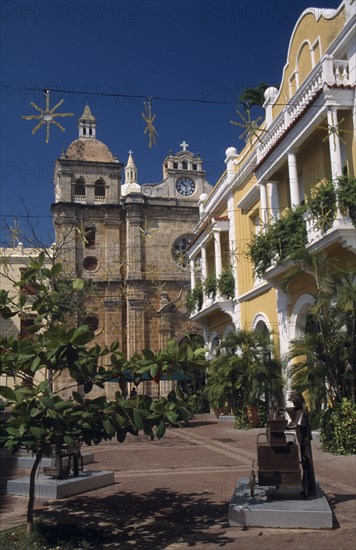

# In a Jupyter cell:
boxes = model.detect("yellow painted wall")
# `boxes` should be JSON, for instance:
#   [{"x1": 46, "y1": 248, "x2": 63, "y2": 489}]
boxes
[
  {"x1": 298, "y1": 41, "x2": 313, "y2": 85},
  {"x1": 296, "y1": 130, "x2": 330, "y2": 198},
  {"x1": 273, "y1": 5, "x2": 345, "y2": 118},
  {"x1": 205, "y1": 312, "x2": 233, "y2": 338},
  {"x1": 239, "y1": 287, "x2": 280, "y2": 352}
]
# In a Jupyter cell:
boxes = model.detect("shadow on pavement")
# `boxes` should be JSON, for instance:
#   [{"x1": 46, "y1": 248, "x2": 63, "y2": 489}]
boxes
[{"x1": 38, "y1": 486, "x2": 235, "y2": 548}]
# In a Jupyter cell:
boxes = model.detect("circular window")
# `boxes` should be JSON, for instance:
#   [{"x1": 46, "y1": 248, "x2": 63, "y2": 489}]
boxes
[
  {"x1": 86, "y1": 315, "x2": 99, "y2": 332},
  {"x1": 172, "y1": 234, "x2": 194, "y2": 269},
  {"x1": 83, "y1": 256, "x2": 98, "y2": 272}
]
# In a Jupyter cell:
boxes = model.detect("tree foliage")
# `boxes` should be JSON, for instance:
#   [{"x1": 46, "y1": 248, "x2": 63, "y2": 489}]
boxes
[
  {"x1": 204, "y1": 329, "x2": 283, "y2": 422},
  {"x1": 239, "y1": 82, "x2": 269, "y2": 110},
  {"x1": 247, "y1": 205, "x2": 308, "y2": 278},
  {"x1": 0, "y1": 253, "x2": 206, "y2": 533},
  {"x1": 287, "y1": 253, "x2": 356, "y2": 417}
]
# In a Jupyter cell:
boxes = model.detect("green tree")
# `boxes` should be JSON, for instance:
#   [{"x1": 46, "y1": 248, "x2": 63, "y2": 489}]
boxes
[
  {"x1": 239, "y1": 82, "x2": 269, "y2": 110},
  {"x1": 287, "y1": 254, "x2": 356, "y2": 412},
  {"x1": 204, "y1": 329, "x2": 283, "y2": 422},
  {"x1": 0, "y1": 254, "x2": 204, "y2": 535}
]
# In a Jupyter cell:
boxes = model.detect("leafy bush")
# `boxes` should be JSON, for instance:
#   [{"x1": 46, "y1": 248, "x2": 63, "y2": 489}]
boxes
[
  {"x1": 320, "y1": 399, "x2": 356, "y2": 455},
  {"x1": 217, "y1": 270, "x2": 235, "y2": 298},
  {"x1": 234, "y1": 407, "x2": 252, "y2": 430},
  {"x1": 234, "y1": 402, "x2": 267, "y2": 430},
  {"x1": 338, "y1": 175, "x2": 356, "y2": 227},
  {"x1": 248, "y1": 230, "x2": 274, "y2": 278},
  {"x1": 185, "y1": 282, "x2": 203, "y2": 314},
  {"x1": 247, "y1": 205, "x2": 307, "y2": 278},
  {"x1": 307, "y1": 180, "x2": 336, "y2": 232},
  {"x1": 204, "y1": 274, "x2": 217, "y2": 298},
  {"x1": 185, "y1": 394, "x2": 210, "y2": 414}
]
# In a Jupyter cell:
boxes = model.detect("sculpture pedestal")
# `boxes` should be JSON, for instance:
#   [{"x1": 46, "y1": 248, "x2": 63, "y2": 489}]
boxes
[
  {"x1": 16, "y1": 452, "x2": 95, "y2": 469},
  {"x1": 228, "y1": 478, "x2": 333, "y2": 529},
  {"x1": 7, "y1": 470, "x2": 114, "y2": 500}
]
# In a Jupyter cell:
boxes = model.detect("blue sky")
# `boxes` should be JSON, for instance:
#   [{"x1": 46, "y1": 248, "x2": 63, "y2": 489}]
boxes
[{"x1": 0, "y1": 0, "x2": 340, "y2": 245}]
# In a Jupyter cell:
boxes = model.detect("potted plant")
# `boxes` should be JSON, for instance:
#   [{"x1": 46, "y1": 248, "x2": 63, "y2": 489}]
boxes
[
  {"x1": 205, "y1": 329, "x2": 283, "y2": 426},
  {"x1": 204, "y1": 274, "x2": 217, "y2": 299},
  {"x1": 217, "y1": 271, "x2": 235, "y2": 299},
  {"x1": 185, "y1": 282, "x2": 203, "y2": 314}
]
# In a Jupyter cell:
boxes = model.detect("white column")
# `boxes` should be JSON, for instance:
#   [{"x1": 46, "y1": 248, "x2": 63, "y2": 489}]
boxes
[
  {"x1": 190, "y1": 258, "x2": 196, "y2": 290},
  {"x1": 327, "y1": 108, "x2": 343, "y2": 182},
  {"x1": 287, "y1": 150, "x2": 300, "y2": 208},
  {"x1": 201, "y1": 245, "x2": 207, "y2": 300},
  {"x1": 227, "y1": 191, "x2": 241, "y2": 328},
  {"x1": 259, "y1": 181, "x2": 268, "y2": 227},
  {"x1": 327, "y1": 108, "x2": 343, "y2": 218},
  {"x1": 267, "y1": 181, "x2": 280, "y2": 221},
  {"x1": 213, "y1": 230, "x2": 223, "y2": 279}
]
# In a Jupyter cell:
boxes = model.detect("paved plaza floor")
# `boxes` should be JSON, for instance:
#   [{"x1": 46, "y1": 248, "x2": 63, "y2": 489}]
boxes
[{"x1": 0, "y1": 414, "x2": 355, "y2": 549}]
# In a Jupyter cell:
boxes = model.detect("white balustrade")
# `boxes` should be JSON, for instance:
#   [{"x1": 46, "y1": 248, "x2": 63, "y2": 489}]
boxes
[
  {"x1": 286, "y1": 66, "x2": 323, "y2": 125},
  {"x1": 333, "y1": 59, "x2": 350, "y2": 85},
  {"x1": 258, "y1": 116, "x2": 286, "y2": 158},
  {"x1": 303, "y1": 210, "x2": 323, "y2": 244},
  {"x1": 74, "y1": 195, "x2": 86, "y2": 203},
  {"x1": 257, "y1": 56, "x2": 351, "y2": 164}
]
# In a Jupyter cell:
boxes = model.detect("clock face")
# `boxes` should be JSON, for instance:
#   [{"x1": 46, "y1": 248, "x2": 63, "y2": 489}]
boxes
[
  {"x1": 176, "y1": 178, "x2": 195, "y2": 196},
  {"x1": 142, "y1": 185, "x2": 152, "y2": 196}
]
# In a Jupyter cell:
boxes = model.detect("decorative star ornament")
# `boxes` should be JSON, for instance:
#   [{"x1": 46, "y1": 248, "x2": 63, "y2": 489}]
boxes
[
  {"x1": 144, "y1": 301, "x2": 156, "y2": 314},
  {"x1": 5, "y1": 218, "x2": 22, "y2": 247},
  {"x1": 22, "y1": 89, "x2": 73, "y2": 143},
  {"x1": 230, "y1": 108, "x2": 268, "y2": 146},
  {"x1": 139, "y1": 220, "x2": 159, "y2": 240},
  {"x1": 174, "y1": 249, "x2": 189, "y2": 269},
  {"x1": 153, "y1": 281, "x2": 167, "y2": 296},
  {"x1": 317, "y1": 115, "x2": 352, "y2": 152},
  {"x1": 315, "y1": 206, "x2": 333, "y2": 233},
  {"x1": 142, "y1": 97, "x2": 158, "y2": 148},
  {"x1": 75, "y1": 221, "x2": 89, "y2": 245}
]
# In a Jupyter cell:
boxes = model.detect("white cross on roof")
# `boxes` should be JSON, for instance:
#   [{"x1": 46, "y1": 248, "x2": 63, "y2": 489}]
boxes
[{"x1": 180, "y1": 140, "x2": 189, "y2": 151}]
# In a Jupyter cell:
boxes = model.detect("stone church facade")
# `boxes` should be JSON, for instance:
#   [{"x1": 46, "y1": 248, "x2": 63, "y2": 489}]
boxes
[{"x1": 52, "y1": 106, "x2": 212, "y2": 397}]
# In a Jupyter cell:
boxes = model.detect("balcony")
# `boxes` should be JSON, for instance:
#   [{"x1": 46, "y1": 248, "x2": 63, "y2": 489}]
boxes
[
  {"x1": 188, "y1": 271, "x2": 235, "y2": 321},
  {"x1": 189, "y1": 293, "x2": 234, "y2": 321},
  {"x1": 303, "y1": 209, "x2": 355, "y2": 252},
  {"x1": 257, "y1": 56, "x2": 352, "y2": 164},
  {"x1": 74, "y1": 195, "x2": 86, "y2": 203}
]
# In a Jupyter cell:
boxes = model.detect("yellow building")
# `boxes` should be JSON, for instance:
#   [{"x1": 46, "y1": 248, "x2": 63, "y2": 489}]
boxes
[
  {"x1": 187, "y1": 0, "x2": 355, "y2": 375},
  {"x1": 0, "y1": 244, "x2": 52, "y2": 389}
]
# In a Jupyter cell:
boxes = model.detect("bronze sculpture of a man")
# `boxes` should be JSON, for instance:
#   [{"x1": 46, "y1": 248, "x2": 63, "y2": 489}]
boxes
[{"x1": 286, "y1": 391, "x2": 316, "y2": 496}]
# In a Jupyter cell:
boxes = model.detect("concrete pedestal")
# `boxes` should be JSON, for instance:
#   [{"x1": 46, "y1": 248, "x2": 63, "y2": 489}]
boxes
[
  {"x1": 16, "y1": 452, "x2": 95, "y2": 469},
  {"x1": 7, "y1": 470, "x2": 114, "y2": 499},
  {"x1": 228, "y1": 478, "x2": 333, "y2": 529}
]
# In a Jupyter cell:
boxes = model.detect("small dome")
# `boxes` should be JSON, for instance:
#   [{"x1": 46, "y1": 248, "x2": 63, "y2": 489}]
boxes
[
  {"x1": 65, "y1": 138, "x2": 114, "y2": 162},
  {"x1": 264, "y1": 87, "x2": 279, "y2": 101},
  {"x1": 225, "y1": 147, "x2": 238, "y2": 158}
]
